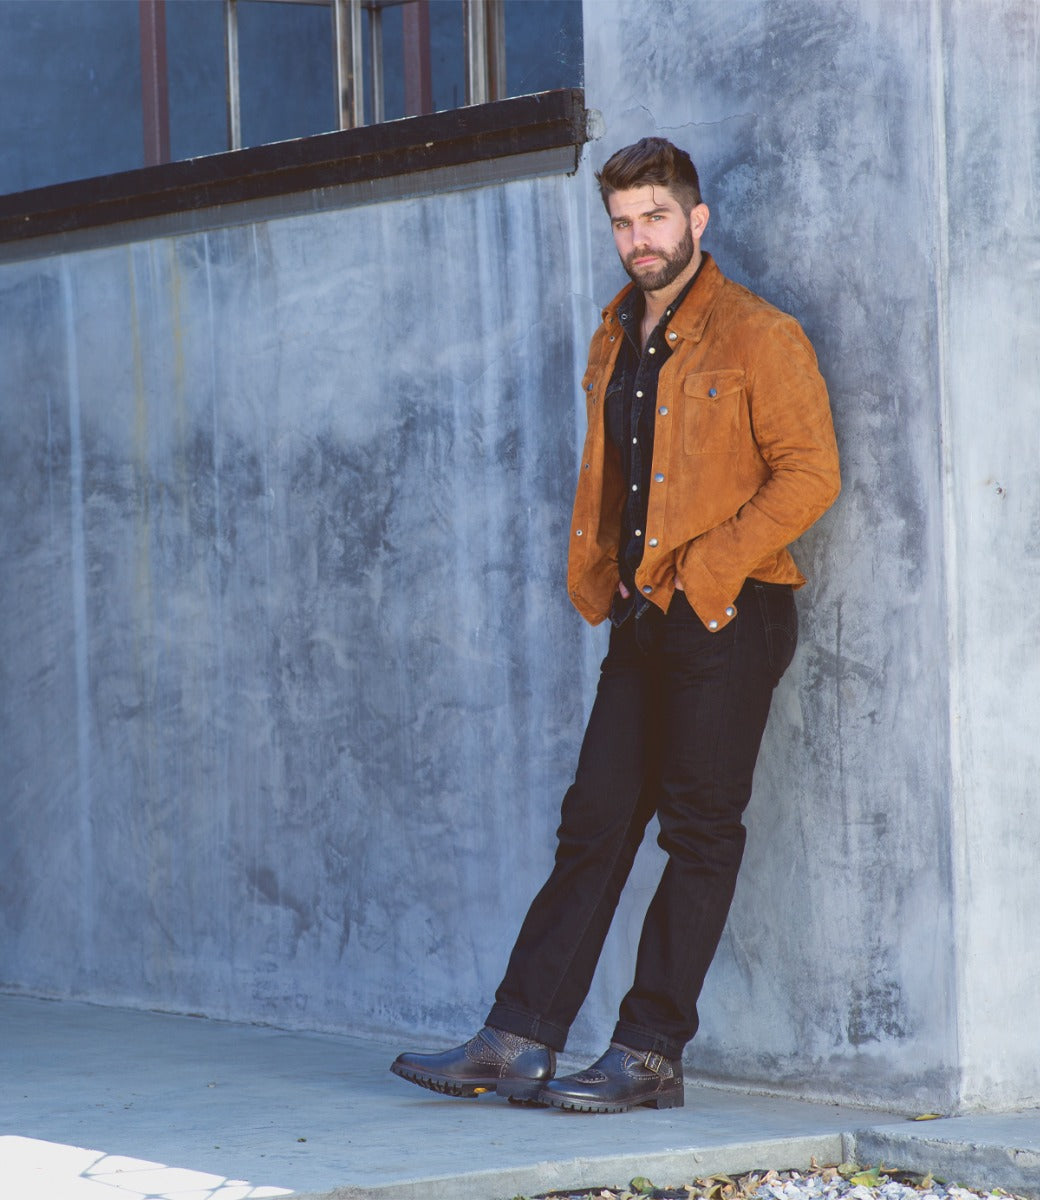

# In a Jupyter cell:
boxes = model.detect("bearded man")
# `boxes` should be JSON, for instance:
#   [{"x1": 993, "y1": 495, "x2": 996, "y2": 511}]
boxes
[{"x1": 390, "y1": 137, "x2": 841, "y2": 1112}]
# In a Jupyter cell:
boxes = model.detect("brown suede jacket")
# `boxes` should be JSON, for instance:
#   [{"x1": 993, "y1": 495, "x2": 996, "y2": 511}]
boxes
[{"x1": 567, "y1": 254, "x2": 841, "y2": 632}]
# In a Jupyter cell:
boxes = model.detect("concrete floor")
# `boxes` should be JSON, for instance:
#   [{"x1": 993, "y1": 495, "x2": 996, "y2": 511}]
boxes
[{"x1": 2, "y1": 993, "x2": 1038, "y2": 1200}]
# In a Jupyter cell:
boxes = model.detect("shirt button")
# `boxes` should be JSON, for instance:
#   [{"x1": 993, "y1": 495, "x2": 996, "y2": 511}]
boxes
[
  {"x1": 635, "y1": 390, "x2": 643, "y2": 398},
  {"x1": 725, "y1": 606, "x2": 735, "y2": 617},
  {"x1": 654, "y1": 472, "x2": 665, "y2": 482},
  {"x1": 668, "y1": 331, "x2": 677, "y2": 341},
  {"x1": 708, "y1": 619, "x2": 719, "y2": 631},
  {"x1": 575, "y1": 529, "x2": 583, "y2": 536},
  {"x1": 631, "y1": 484, "x2": 638, "y2": 492},
  {"x1": 648, "y1": 537, "x2": 658, "y2": 547},
  {"x1": 708, "y1": 387, "x2": 717, "y2": 397},
  {"x1": 609, "y1": 335, "x2": 616, "y2": 342},
  {"x1": 635, "y1": 529, "x2": 642, "y2": 537},
  {"x1": 632, "y1": 437, "x2": 638, "y2": 445},
  {"x1": 648, "y1": 347, "x2": 656, "y2": 354},
  {"x1": 642, "y1": 585, "x2": 653, "y2": 594},
  {"x1": 584, "y1": 462, "x2": 590, "y2": 469},
  {"x1": 587, "y1": 383, "x2": 594, "y2": 391},
  {"x1": 658, "y1": 406, "x2": 668, "y2": 416}
]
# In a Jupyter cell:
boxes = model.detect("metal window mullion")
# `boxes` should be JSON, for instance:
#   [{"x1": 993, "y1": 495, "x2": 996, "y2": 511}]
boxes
[
  {"x1": 463, "y1": 0, "x2": 486, "y2": 106},
  {"x1": 140, "y1": 0, "x2": 171, "y2": 165},
  {"x1": 464, "y1": 0, "x2": 505, "y2": 107},
  {"x1": 224, "y1": 0, "x2": 242, "y2": 150},
  {"x1": 332, "y1": 0, "x2": 365, "y2": 128},
  {"x1": 402, "y1": 0, "x2": 432, "y2": 116},
  {"x1": 486, "y1": 0, "x2": 504, "y2": 102},
  {"x1": 368, "y1": 2, "x2": 384, "y2": 125}
]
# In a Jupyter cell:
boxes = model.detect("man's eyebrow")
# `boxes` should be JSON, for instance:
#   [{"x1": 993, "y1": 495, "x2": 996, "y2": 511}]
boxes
[{"x1": 612, "y1": 206, "x2": 670, "y2": 221}]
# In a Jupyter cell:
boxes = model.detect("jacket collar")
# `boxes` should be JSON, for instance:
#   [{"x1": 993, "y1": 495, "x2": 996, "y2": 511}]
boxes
[{"x1": 601, "y1": 253, "x2": 725, "y2": 345}]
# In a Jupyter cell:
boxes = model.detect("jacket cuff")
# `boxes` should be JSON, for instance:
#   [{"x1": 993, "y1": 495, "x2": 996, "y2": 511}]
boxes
[{"x1": 676, "y1": 545, "x2": 741, "y2": 632}]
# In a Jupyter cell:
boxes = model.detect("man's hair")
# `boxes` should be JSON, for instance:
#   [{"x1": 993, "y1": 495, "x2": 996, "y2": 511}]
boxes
[{"x1": 595, "y1": 137, "x2": 703, "y2": 214}]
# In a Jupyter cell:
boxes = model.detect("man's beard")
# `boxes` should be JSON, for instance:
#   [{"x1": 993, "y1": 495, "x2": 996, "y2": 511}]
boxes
[{"x1": 623, "y1": 225, "x2": 694, "y2": 292}]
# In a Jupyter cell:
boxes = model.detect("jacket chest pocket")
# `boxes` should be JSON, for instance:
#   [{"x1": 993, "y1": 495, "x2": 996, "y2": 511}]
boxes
[{"x1": 681, "y1": 369, "x2": 748, "y2": 454}]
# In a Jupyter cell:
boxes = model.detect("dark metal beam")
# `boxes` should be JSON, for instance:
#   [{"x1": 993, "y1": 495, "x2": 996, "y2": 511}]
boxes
[{"x1": 1, "y1": 89, "x2": 588, "y2": 246}]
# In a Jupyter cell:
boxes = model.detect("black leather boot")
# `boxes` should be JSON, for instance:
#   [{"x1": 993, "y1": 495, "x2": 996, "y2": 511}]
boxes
[
  {"x1": 539, "y1": 1043, "x2": 683, "y2": 1112},
  {"x1": 390, "y1": 1026, "x2": 556, "y2": 1101}
]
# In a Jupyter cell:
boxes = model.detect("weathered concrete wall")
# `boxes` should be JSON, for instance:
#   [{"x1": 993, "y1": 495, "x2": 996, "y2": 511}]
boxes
[
  {"x1": 940, "y1": 0, "x2": 1040, "y2": 1110},
  {"x1": 0, "y1": 179, "x2": 601, "y2": 1039},
  {"x1": 583, "y1": 0, "x2": 960, "y2": 1110},
  {"x1": 586, "y1": 0, "x2": 1040, "y2": 1110},
  {"x1": 2, "y1": 0, "x2": 1038, "y2": 1115}
]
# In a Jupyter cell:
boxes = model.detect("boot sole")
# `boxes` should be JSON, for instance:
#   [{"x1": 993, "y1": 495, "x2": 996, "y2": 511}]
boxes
[
  {"x1": 543, "y1": 1087, "x2": 684, "y2": 1113},
  {"x1": 498, "y1": 1079, "x2": 550, "y2": 1104},
  {"x1": 390, "y1": 1061, "x2": 549, "y2": 1102}
]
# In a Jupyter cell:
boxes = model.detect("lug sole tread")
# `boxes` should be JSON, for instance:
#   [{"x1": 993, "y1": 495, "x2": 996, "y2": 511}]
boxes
[
  {"x1": 546, "y1": 1089, "x2": 684, "y2": 1113},
  {"x1": 390, "y1": 1061, "x2": 550, "y2": 1102}
]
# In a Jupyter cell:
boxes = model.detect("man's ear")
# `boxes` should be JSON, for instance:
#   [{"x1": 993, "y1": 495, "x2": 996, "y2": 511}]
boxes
[{"x1": 689, "y1": 203, "x2": 710, "y2": 241}]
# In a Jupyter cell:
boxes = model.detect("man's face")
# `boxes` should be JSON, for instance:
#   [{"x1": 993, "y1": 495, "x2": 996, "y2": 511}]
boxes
[{"x1": 607, "y1": 184, "x2": 707, "y2": 294}]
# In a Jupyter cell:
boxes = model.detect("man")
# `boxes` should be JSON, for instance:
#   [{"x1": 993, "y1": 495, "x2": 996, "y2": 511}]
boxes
[{"x1": 391, "y1": 138, "x2": 840, "y2": 1112}]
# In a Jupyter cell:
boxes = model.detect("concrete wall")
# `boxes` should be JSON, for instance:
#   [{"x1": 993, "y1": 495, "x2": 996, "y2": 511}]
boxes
[
  {"x1": 940, "y1": 0, "x2": 1040, "y2": 1110},
  {"x1": 583, "y1": 0, "x2": 960, "y2": 1109},
  {"x1": 577, "y1": 0, "x2": 1039, "y2": 1111},
  {"x1": 2, "y1": 0, "x2": 1038, "y2": 1115},
  {"x1": 0, "y1": 177, "x2": 598, "y2": 1036}
]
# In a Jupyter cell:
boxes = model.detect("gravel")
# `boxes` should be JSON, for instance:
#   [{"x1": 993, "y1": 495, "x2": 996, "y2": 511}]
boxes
[{"x1": 522, "y1": 1162, "x2": 1031, "y2": 1200}]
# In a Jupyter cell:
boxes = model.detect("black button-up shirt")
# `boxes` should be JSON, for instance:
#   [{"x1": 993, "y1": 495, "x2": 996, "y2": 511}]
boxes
[{"x1": 605, "y1": 263, "x2": 704, "y2": 625}]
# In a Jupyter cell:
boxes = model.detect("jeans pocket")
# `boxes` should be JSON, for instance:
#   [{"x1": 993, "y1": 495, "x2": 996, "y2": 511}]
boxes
[{"x1": 754, "y1": 581, "x2": 798, "y2": 683}]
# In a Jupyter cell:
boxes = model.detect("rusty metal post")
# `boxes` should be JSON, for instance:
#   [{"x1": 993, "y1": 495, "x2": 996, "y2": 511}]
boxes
[
  {"x1": 139, "y1": 0, "x2": 171, "y2": 165},
  {"x1": 402, "y1": 0, "x2": 432, "y2": 117}
]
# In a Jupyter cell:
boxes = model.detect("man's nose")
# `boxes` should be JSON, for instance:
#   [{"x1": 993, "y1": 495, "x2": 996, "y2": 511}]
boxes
[{"x1": 629, "y1": 226, "x2": 650, "y2": 251}]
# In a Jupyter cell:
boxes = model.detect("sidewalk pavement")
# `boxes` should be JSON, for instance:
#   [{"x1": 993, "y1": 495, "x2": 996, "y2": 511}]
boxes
[{"x1": 2, "y1": 993, "x2": 1037, "y2": 1200}]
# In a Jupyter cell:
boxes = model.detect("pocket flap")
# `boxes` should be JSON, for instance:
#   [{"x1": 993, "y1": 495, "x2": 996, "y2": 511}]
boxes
[{"x1": 682, "y1": 368, "x2": 746, "y2": 401}]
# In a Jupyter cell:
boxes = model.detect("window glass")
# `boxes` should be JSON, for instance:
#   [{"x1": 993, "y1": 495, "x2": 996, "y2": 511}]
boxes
[
  {"x1": 167, "y1": 0, "x2": 227, "y2": 161},
  {"x1": 0, "y1": 0, "x2": 583, "y2": 195},
  {"x1": 0, "y1": 0, "x2": 141, "y2": 193},
  {"x1": 505, "y1": 0, "x2": 583, "y2": 96},
  {"x1": 236, "y1": 0, "x2": 335, "y2": 145}
]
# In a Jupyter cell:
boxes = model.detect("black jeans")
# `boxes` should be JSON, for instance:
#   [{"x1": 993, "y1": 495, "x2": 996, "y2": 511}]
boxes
[{"x1": 486, "y1": 578, "x2": 797, "y2": 1061}]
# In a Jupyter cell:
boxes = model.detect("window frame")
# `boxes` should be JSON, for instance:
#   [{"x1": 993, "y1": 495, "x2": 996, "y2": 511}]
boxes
[{"x1": 0, "y1": 89, "x2": 589, "y2": 254}]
